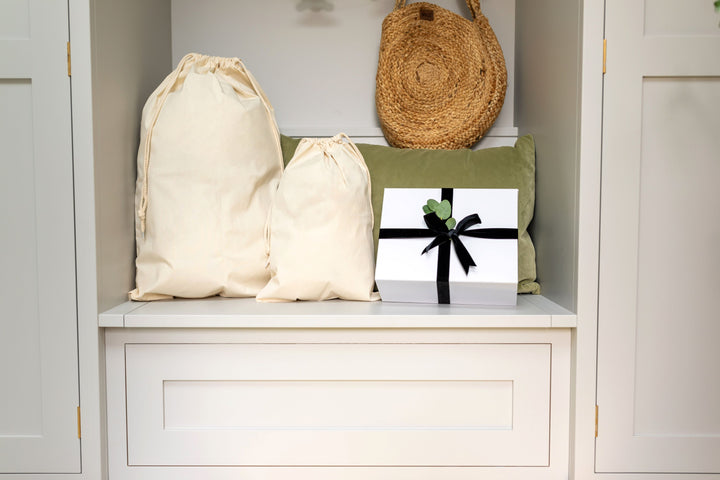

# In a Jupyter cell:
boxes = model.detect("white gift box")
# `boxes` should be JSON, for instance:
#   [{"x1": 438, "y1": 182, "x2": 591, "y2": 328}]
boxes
[{"x1": 375, "y1": 188, "x2": 519, "y2": 306}]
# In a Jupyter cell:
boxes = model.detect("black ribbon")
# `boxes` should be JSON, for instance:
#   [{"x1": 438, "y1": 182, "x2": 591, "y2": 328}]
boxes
[{"x1": 379, "y1": 188, "x2": 518, "y2": 304}]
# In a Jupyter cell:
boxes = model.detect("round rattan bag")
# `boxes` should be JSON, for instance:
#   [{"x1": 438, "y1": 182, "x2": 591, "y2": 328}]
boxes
[{"x1": 375, "y1": 0, "x2": 507, "y2": 149}]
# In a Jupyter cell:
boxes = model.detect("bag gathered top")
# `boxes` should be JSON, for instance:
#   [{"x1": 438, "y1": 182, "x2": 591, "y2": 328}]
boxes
[
  {"x1": 376, "y1": 0, "x2": 507, "y2": 149},
  {"x1": 130, "y1": 53, "x2": 284, "y2": 301},
  {"x1": 257, "y1": 134, "x2": 380, "y2": 302}
]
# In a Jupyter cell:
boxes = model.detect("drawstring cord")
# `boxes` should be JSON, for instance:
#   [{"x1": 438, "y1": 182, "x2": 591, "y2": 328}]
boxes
[
  {"x1": 138, "y1": 52, "x2": 195, "y2": 234},
  {"x1": 263, "y1": 203, "x2": 273, "y2": 269},
  {"x1": 337, "y1": 133, "x2": 374, "y2": 225},
  {"x1": 318, "y1": 135, "x2": 349, "y2": 186},
  {"x1": 315, "y1": 133, "x2": 373, "y2": 225},
  {"x1": 235, "y1": 59, "x2": 278, "y2": 134}
]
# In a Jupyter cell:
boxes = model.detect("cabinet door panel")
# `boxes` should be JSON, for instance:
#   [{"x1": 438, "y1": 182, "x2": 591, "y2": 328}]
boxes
[
  {"x1": 597, "y1": 0, "x2": 720, "y2": 473},
  {"x1": 0, "y1": 0, "x2": 80, "y2": 473},
  {"x1": 125, "y1": 343, "x2": 551, "y2": 467}
]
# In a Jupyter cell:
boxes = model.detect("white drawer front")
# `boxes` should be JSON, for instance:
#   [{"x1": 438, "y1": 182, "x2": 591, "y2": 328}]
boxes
[{"x1": 125, "y1": 343, "x2": 550, "y2": 467}]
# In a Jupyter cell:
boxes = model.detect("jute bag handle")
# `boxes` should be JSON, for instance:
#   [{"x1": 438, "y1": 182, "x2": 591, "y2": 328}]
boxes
[
  {"x1": 137, "y1": 54, "x2": 277, "y2": 234},
  {"x1": 393, "y1": 0, "x2": 483, "y2": 19}
]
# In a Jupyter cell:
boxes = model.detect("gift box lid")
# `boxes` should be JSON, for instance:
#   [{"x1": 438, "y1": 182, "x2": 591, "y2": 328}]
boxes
[{"x1": 375, "y1": 188, "x2": 518, "y2": 305}]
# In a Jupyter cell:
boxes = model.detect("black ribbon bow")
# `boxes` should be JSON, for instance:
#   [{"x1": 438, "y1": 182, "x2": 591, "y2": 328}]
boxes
[
  {"x1": 420, "y1": 211, "x2": 483, "y2": 275},
  {"x1": 378, "y1": 188, "x2": 518, "y2": 304}
]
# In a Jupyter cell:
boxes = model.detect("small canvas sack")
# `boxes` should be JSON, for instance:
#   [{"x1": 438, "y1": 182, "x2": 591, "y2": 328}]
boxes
[
  {"x1": 130, "y1": 53, "x2": 283, "y2": 301},
  {"x1": 257, "y1": 134, "x2": 379, "y2": 302}
]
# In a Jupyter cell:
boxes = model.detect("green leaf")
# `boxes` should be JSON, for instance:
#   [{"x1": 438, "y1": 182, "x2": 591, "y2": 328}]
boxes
[
  {"x1": 422, "y1": 204, "x2": 432, "y2": 214},
  {"x1": 435, "y1": 199, "x2": 452, "y2": 220},
  {"x1": 445, "y1": 217, "x2": 456, "y2": 230},
  {"x1": 426, "y1": 199, "x2": 439, "y2": 210}
]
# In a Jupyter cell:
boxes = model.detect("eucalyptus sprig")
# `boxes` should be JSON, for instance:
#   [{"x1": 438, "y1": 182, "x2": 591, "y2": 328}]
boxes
[{"x1": 423, "y1": 199, "x2": 456, "y2": 230}]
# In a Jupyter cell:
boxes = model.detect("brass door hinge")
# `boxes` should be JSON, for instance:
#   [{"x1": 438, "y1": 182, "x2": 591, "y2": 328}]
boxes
[
  {"x1": 602, "y1": 38, "x2": 607, "y2": 74},
  {"x1": 595, "y1": 405, "x2": 599, "y2": 437},
  {"x1": 77, "y1": 406, "x2": 81, "y2": 439},
  {"x1": 67, "y1": 41, "x2": 71, "y2": 77}
]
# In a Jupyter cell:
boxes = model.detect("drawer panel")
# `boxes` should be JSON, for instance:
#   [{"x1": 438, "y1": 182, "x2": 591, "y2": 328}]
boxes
[
  {"x1": 125, "y1": 343, "x2": 550, "y2": 467},
  {"x1": 163, "y1": 380, "x2": 513, "y2": 429}
]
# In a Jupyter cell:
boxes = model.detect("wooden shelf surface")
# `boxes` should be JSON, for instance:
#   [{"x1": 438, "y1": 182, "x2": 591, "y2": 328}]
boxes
[{"x1": 99, "y1": 295, "x2": 576, "y2": 329}]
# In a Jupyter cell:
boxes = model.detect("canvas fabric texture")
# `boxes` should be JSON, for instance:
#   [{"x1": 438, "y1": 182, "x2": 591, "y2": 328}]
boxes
[
  {"x1": 257, "y1": 134, "x2": 379, "y2": 302},
  {"x1": 280, "y1": 134, "x2": 540, "y2": 294},
  {"x1": 130, "y1": 53, "x2": 283, "y2": 301}
]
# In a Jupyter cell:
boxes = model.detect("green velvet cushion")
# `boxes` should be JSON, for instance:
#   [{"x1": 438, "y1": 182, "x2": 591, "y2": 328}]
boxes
[{"x1": 280, "y1": 135, "x2": 540, "y2": 294}]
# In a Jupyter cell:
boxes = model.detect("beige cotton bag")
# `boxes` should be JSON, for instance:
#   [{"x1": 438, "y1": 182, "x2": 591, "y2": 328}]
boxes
[
  {"x1": 257, "y1": 134, "x2": 379, "y2": 302},
  {"x1": 130, "y1": 53, "x2": 283, "y2": 301}
]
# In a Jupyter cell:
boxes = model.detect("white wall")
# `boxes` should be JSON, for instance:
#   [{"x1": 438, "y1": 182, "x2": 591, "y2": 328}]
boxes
[
  {"x1": 171, "y1": 0, "x2": 517, "y2": 144},
  {"x1": 92, "y1": 0, "x2": 172, "y2": 312},
  {"x1": 516, "y1": 0, "x2": 582, "y2": 311}
]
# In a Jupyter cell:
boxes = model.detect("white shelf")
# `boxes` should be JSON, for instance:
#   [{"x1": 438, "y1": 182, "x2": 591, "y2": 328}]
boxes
[
  {"x1": 99, "y1": 295, "x2": 576, "y2": 329},
  {"x1": 280, "y1": 125, "x2": 520, "y2": 139}
]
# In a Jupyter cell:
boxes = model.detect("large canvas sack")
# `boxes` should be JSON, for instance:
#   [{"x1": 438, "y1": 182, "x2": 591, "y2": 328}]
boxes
[
  {"x1": 257, "y1": 134, "x2": 379, "y2": 302},
  {"x1": 130, "y1": 53, "x2": 283, "y2": 301}
]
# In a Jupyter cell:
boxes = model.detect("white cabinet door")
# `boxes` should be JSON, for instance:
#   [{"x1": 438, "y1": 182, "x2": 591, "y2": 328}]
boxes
[
  {"x1": 596, "y1": 0, "x2": 720, "y2": 473},
  {"x1": 0, "y1": 0, "x2": 80, "y2": 473}
]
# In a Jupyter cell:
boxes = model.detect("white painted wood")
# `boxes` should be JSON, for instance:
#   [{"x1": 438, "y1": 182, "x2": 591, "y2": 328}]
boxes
[
  {"x1": 60, "y1": 2, "x2": 174, "y2": 479},
  {"x1": 126, "y1": 343, "x2": 549, "y2": 466},
  {"x1": 105, "y1": 330, "x2": 128, "y2": 480},
  {"x1": 282, "y1": 126, "x2": 520, "y2": 139},
  {"x1": 0, "y1": 0, "x2": 80, "y2": 473},
  {"x1": 97, "y1": 301, "x2": 144, "y2": 327},
  {"x1": 632, "y1": 78, "x2": 720, "y2": 438},
  {"x1": 596, "y1": 0, "x2": 720, "y2": 473},
  {"x1": 91, "y1": 0, "x2": 172, "y2": 312},
  {"x1": 570, "y1": 0, "x2": 606, "y2": 479},
  {"x1": 170, "y1": 0, "x2": 516, "y2": 141},
  {"x1": 515, "y1": 0, "x2": 582, "y2": 312},
  {"x1": 470, "y1": 135, "x2": 519, "y2": 149},
  {"x1": 1, "y1": 79, "x2": 42, "y2": 437},
  {"x1": 522, "y1": 294, "x2": 577, "y2": 328},
  {"x1": 162, "y1": 380, "x2": 514, "y2": 429},
  {"x1": 99, "y1": 295, "x2": 576, "y2": 328},
  {"x1": 106, "y1": 327, "x2": 571, "y2": 479},
  {"x1": 581, "y1": 474, "x2": 720, "y2": 480},
  {"x1": 0, "y1": 0, "x2": 30, "y2": 38},
  {"x1": 103, "y1": 466, "x2": 571, "y2": 480},
  {"x1": 282, "y1": 133, "x2": 518, "y2": 148},
  {"x1": 644, "y1": 0, "x2": 720, "y2": 36},
  {"x1": 67, "y1": 2, "x2": 107, "y2": 479}
]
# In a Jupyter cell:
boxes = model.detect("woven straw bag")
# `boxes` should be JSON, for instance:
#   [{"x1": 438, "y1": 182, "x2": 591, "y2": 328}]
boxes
[{"x1": 376, "y1": 0, "x2": 507, "y2": 149}]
